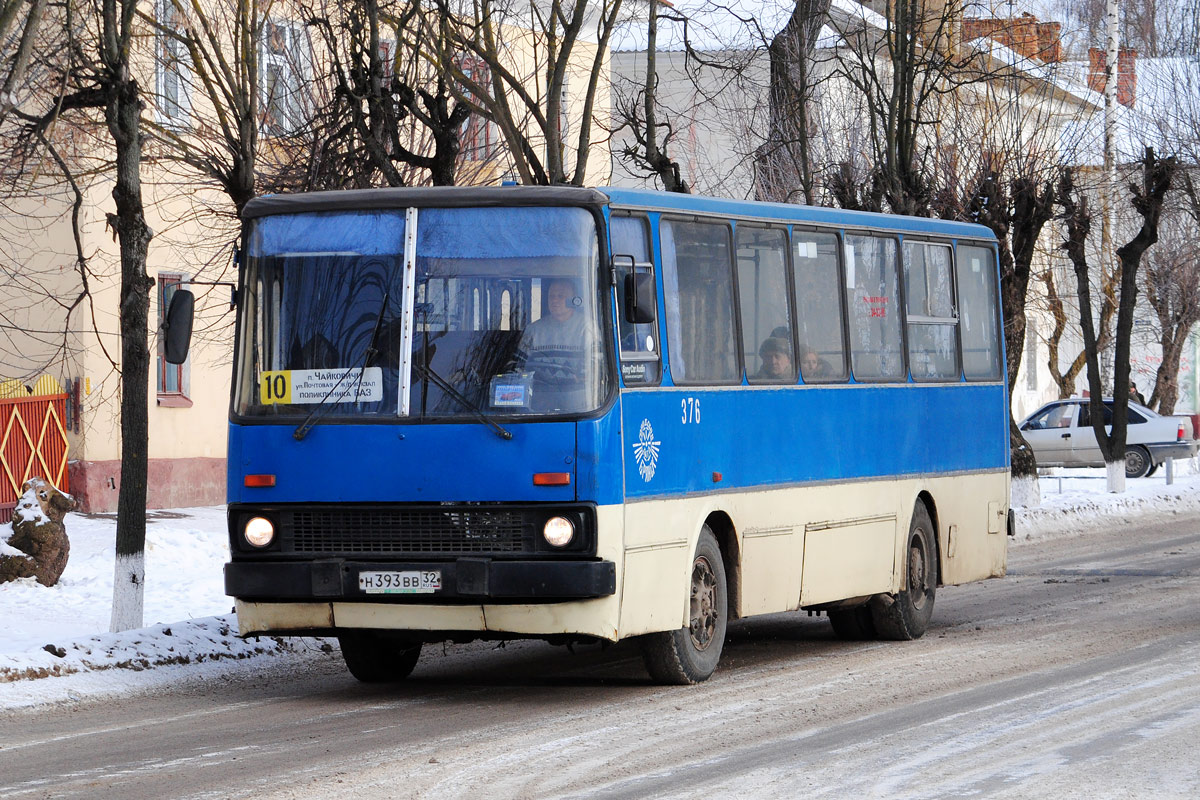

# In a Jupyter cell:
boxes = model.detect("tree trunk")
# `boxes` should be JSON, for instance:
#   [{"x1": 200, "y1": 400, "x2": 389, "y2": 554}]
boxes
[
  {"x1": 968, "y1": 172, "x2": 1053, "y2": 498},
  {"x1": 1152, "y1": 332, "x2": 1187, "y2": 413},
  {"x1": 640, "y1": 0, "x2": 688, "y2": 194},
  {"x1": 105, "y1": 5, "x2": 155, "y2": 632},
  {"x1": 760, "y1": 0, "x2": 830, "y2": 204}
]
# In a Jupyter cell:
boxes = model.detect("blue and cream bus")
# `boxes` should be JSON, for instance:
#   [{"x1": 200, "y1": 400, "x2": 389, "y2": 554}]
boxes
[{"x1": 168, "y1": 186, "x2": 1010, "y2": 684}]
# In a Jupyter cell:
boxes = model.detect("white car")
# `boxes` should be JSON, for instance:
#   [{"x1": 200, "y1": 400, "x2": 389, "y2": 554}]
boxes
[{"x1": 1019, "y1": 399, "x2": 1198, "y2": 478}]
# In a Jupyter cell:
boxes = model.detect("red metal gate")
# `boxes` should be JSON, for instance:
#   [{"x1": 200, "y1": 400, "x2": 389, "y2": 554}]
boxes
[{"x1": 1, "y1": 384, "x2": 70, "y2": 525}]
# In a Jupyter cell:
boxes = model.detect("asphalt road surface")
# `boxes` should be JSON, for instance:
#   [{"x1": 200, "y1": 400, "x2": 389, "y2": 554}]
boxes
[{"x1": 2, "y1": 516, "x2": 1199, "y2": 799}]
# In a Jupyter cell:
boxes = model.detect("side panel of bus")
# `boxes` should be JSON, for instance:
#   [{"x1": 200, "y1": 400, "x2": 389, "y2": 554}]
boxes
[{"x1": 609, "y1": 205, "x2": 1009, "y2": 639}]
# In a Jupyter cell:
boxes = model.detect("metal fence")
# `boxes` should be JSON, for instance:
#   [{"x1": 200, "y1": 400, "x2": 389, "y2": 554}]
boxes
[{"x1": 1, "y1": 379, "x2": 70, "y2": 525}]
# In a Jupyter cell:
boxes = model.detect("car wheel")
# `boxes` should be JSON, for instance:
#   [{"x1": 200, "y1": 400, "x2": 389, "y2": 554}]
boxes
[
  {"x1": 338, "y1": 632, "x2": 422, "y2": 683},
  {"x1": 870, "y1": 503, "x2": 938, "y2": 641},
  {"x1": 641, "y1": 527, "x2": 728, "y2": 685},
  {"x1": 1146, "y1": 463, "x2": 1159, "y2": 477},
  {"x1": 828, "y1": 605, "x2": 877, "y2": 640},
  {"x1": 1124, "y1": 445, "x2": 1152, "y2": 479}
]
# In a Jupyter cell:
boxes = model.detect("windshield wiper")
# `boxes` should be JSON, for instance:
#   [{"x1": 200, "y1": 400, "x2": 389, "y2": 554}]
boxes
[
  {"x1": 411, "y1": 353, "x2": 512, "y2": 441},
  {"x1": 293, "y1": 285, "x2": 391, "y2": 441}
]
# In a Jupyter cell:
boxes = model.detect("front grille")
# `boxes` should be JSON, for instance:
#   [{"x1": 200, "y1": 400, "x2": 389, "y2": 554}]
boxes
[{"x1": 286, "y1": 508, "x2": 529, "y2": 556}]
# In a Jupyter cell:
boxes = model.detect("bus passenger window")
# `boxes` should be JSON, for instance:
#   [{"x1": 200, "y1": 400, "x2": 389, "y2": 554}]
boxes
[
  {"x1": 844, "y1": 234, "x2": 904, "y2": 381},
  {"x1": 661, "y1": 219, "x2": 739, "y2": 384},
  {"x1": 737, "y1": 227, "x2": 794, "y2": 384},
  {"x1": 956, "y1": 245, "x2": 1003, "y2": 380},
  {"x1": 792, "y1": 231, "x2": 848, "y2": 381},
  {"x1": 903, "y1": 242, "x2": 959, "y2": 381},
  {"x1": 610, "y1": 216, "x2": 660, "y2": 385}
]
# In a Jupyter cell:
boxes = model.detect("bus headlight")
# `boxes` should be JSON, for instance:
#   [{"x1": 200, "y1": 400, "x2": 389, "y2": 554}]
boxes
[
  {"x1": 244, "y1": 516, "x2": 275, "y2": 548},
  {"x1": 543, "y1": 516, "x2": 575, "y2": 547}
]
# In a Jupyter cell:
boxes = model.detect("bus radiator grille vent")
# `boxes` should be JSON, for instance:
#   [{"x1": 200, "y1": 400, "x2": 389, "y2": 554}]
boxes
[{"x1": 287, "y1": 509, "x2": 529, "y2": 555}]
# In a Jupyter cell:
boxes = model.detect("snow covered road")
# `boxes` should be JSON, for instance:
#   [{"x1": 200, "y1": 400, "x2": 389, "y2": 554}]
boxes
[{"x1": 1, "y1": 513, "x2": 1198, "y2": 799}]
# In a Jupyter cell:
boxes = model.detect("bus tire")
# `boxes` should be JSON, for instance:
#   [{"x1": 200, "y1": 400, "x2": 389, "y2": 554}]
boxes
[
  {"x1": 828, "y1": 606, "x2": 877, "y2": 640},
  {"x1": 640, "y1": 528, "x2": 728, "y2": 685},
  {"x1": 337, "y1": 632, "x2": 422, "y2": 683},
  {"x1": 870, "y1": 503, "x2": 937, "y2": 641}
]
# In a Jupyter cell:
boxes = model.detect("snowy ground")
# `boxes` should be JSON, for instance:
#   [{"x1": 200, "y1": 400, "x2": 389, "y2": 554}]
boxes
[{"x1": 2, "y1": 462, "x2": 1199, "y2": 710}]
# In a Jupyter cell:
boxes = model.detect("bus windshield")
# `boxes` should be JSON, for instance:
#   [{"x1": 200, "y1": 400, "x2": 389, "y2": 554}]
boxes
[{"x1": 234, "y1": 205, "x2": 610, "y2": 421}]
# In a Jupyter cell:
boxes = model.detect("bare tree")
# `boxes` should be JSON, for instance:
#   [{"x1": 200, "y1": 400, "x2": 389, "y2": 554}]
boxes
[
  {"x1": 966, "y1": 170, "x2": 1057, "y2": 501},
  {"x1": 0, "y1": 0, "x2": 198, "y2": 630},
  {"x1": 1139, "y1": 201, "x2": 1200, "y2": 413},
  {"x1": 757, "y1": 0, "x2": 830, "y2": 204},
  {"x1": 610, "y1": 0, "x2": 690, "y2": 192},
  {"x1": 419, "y1": 0, "x2": 625, "y2": 186},
  {"x1": 0, "y1": 0, "x2": 50, "y2": 121},
  {"x1": 304, "y1": 0, "x2": 470, "y2": 188},
  {"x1": 1049, "y1": 0, "x2": 1200, "y2": 57},
  {"x1": 824, "y1": 0, "x2": 978, "y2": 215},
  {"x1": 1059, "y1": 149, "x2": 1175, "y2": 490}
]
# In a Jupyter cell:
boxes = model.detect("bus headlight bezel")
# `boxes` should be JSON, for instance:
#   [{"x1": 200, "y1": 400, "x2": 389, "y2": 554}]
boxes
[
  {"x1": 542, "y1": 515, "x2": 575, "y2": 548},
  {"x1": 244, "y1": 516, "x2": 276, "y2": 548}
]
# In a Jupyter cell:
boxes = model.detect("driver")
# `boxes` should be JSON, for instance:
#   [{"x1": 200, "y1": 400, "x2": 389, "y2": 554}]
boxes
[{"x1": 520, "y1": 277, "x2": 599, "y2": 381}]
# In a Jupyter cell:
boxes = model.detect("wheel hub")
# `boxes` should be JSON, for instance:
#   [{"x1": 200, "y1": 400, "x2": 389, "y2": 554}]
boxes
[
  {"x1": 689, "y1": 555, "x2": 718, "y2": 650},
  {"x1": 908, "y1": 537, "x2": 928, "y2": 610}
]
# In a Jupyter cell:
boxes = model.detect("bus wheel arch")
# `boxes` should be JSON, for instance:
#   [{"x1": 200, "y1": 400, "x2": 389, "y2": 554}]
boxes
[
  {"x1": 704, "y1": 510, "x2": 740, "y2": 621},
  {"x1": 640, "y1": 523, "x2": 730, "y2": 684},
  {"x1": 870, "y1": 500, "x2": 938, "y2": 640},
  {"x1": 915, "y1": 491, "x2": 944, "y2": 589}
]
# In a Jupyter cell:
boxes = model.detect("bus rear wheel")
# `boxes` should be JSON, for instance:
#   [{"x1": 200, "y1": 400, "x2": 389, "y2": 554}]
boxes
[
  {"x1": 641, "y1": 527, "x2": 728, "y2": 685},
  {"x1": 870, "y1": 503, "x2": 937, "y2": 641},
  {"x1": 337, "y1": 631, "x2": 422, "y2": 683}
]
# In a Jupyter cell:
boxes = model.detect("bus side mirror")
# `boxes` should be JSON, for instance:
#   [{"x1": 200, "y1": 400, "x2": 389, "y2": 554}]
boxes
[
  {"x1": 163, "y1": 289, "x2": 195, "y2": 365},
  {"x1": 624, "y1": 272, "x2": 656, "y2": 325}
]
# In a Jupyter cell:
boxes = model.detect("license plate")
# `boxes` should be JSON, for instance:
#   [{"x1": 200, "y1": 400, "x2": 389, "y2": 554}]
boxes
[{"x1": 359, "y1": 570, "x2": 442, "y2": 594}]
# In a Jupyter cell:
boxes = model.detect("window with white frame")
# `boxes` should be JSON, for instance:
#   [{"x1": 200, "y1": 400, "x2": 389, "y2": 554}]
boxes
[
  {"x1": 260, "y1": 19, "x2": 312, "y2": 136},
  {"x1": 155, "y1": 0, "x2": 191, "y2": 126},
  {"x1": 157, "y1": 273, "x2": 192, "y2": 406}
]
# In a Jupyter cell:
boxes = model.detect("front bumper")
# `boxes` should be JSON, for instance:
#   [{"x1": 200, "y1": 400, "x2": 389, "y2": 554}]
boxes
[{"x1": 226, "y1": 558, "x2": 616, "y2": 602}]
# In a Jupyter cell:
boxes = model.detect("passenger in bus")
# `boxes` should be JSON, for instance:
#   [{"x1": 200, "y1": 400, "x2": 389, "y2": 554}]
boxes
[
  {"x1": 799, "y1": 345, "x2": 832, "y2": 380},
  {"x1": 755, "y1": 336, "x2": 793, "y2": 380}
]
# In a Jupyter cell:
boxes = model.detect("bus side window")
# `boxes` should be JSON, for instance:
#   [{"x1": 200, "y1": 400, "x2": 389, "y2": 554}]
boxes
[
  {"x1": 903, "y1": 242, "x2": 959, "y2": 381},
  {"x1": 661, "y1": 219, "x2": 740, "y2": 385},
  {"x1": 610, "y1": 216, "x2": 660, "y2": 385},
  {"x1": 956, "y1": 244, "x2": 1003, "y2": 380},
  {"x1": 844, "y1": 234, "x2": 905, "y2": 381},
  {"x1": 793, "y1": 231, "x2": 849, "y2": 382},
  {"x1": 737, "y1": 227, "x2": 795, "y2": 384}
]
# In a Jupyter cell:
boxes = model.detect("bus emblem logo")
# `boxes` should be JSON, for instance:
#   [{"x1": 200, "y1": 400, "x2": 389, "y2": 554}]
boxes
[{"x1": 632, "y1": 418, "x2": 661, "y2": 482}]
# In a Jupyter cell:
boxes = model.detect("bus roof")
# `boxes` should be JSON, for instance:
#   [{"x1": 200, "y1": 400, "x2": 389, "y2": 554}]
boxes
[
  {"x1": 599, "y1": 186, "x2": 997, "y2": 241},
  {"x1": 242, "y1": 185, "x2": 997, "y2": 242}
]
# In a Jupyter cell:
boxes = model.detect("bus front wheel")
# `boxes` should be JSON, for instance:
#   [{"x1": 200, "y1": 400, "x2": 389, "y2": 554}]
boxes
[
  {"x1": 641, "y1": 527, "x2": 728, "y2": 685},
  {"x1": 337, "y1": 632, "x2": 422, "y2": 683},
  {"x1": 870, "y1": 504, "x2": 937, "y2": 640}
]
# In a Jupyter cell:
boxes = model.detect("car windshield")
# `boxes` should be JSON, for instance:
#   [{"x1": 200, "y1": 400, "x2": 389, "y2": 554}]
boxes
[{"x1": 234, "y1": 205, "x2": 610, "y2": 421}]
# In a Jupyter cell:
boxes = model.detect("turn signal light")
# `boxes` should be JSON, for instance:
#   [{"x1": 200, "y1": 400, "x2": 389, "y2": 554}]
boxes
[
  {"x1": 244, "y1": 474, "x2": 276, "y2": 488},
  {"x1": 533, "y1": 472, "x2": 571, "y2": 486},
  {"x1": 1178, "y1": 423, "x2": 1186, "y2": 442}
]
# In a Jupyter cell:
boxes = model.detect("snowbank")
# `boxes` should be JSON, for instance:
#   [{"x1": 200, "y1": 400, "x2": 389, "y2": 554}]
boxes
[
  {"x1": 2, "y1": 463, "x2": 1198, "y2": 709},
  {"x1": 1013, "y1": 462, "x2": 1200, "y2": 541}
]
